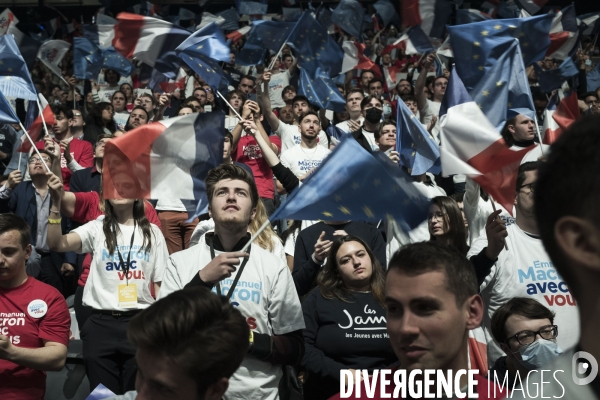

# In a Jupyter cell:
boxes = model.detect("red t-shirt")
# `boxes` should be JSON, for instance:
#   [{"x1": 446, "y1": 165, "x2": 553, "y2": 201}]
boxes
[
  {"x1": 233, "y1": 134, "x2": 282, "y2": 200},
  {"x1": 0, "y1": 277, "x2": 70, "y2": 400},
  {"x1": 36, "y1": 138, "x2": 94, "y2": 191},
  {"x1": 71, "y1": 192, "x2": 161, "y2": 287},
  {"x1": 328, "y1": 373, "x2": 508, "y2": 400}
]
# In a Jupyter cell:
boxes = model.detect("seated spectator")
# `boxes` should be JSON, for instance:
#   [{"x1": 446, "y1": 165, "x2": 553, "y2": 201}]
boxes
[
  {"x1": 0, "y1": 214, "x2": 70, "y2": 400},
  {"x1": 105, "y1": 287, "x2": 249, "y2": 400},
  {"x1": 302, "y1": 236, "x2": 396, "y2": 399},
  {"x1": 490, "y1": 297, "x2": 561, "y2": 389}
]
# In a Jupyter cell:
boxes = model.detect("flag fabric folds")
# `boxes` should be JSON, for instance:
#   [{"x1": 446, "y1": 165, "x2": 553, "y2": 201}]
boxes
[
  {"x1": 546, "y1": 4, "x2": 579, "y2": 61},
  {"x1": 18, "y1": 94, "x2": 54, "y2": 153},
  {"x1": 102, "y1": 112, "x2": 224, "y2": 218},
  {"x1": 579, "y1": 12, "x2": 600, "y2": 36},
  {"x1": 439, "y1": 69, "x2": 534, "y2": 214},
  {"x1": 112, "y1": 12, "x2": 190, "y2": 76},
  {"x1": 176, "y1": 22, "x2": 232, "y2": 63},
  {"x1": 83, "y1": 23, "x2": 116, "y2": 48},
  {"x1": 102, "y1": 47, "x2": 134, "y2": 77},
  {"x1": 0, "y1": 8, "x2": 18, "y2": 36},
  {"x1": 298, "y1": 68, "x2": 345, "y2": 113},
  {"x1": 396, "y1": 98, "x2": 441, "y2": 175},
  {"x1": 0, "y1": 35, "x2": 38, "y2": 101},
  {"x1": 393, "y1": 26, "x2": 434, "y2": 56},
  {"x1": 542, "y1": 90, "x2": 579, "y2": 145},
  {"x1": 447, "y1": 14, "x2": 554, "y2": 91},
  {"x1": 468, "y1": 40, "x2": 536, "y2": 131},
  {"x1": 456, "y1": 9, "x2": 492, "y2": 25},
  {"x1": 216, "y1": 9, "x2": 240, "y2": 31},
  {"x1": 514, "y1": 0, "x2": 549, "y2": 16},
  {"x1": 0, "y1": 90, "x2": 19, "y2": 124},
  {"x1": 237, "y1": 0, "x2": 268, "y2": 15},
  {"x1": 340, "y1": 41, "x2": 378, "y2": 74},
  {"x1": 269, "y1": 136, "x2": 430, "y2": 232},
  {"x1": 372, "y1": 0, "x2": 401, "y2": 28},
  {"x1": 236, "y1": 20, "x2": 295, "y2": 66},
  {"x1": 332, "y1": 0, "x2": 365, "y2": 40},
  {"x1": 36, "y1": 40, "x2": 71, "y2": 78},
  {"x1": 73, "y1": 37, "x2": 103, "y2": 79},
  {"x1": 534, "y1": 57, "x2": 579, "y2": 93}
]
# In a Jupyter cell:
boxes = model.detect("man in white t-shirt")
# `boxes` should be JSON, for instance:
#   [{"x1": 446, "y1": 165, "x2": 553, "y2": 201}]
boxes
[
  {"x1": 336, "y1": 88, "x2": 365, "y2": 134},
  {"x1": 415, "y1": 53, "x2": 446, "y2": 126},
  {"x1": 280, "y1": 111, "x2": 330, "y2": 178},
  {"x1": 224, "y1": 90, "x2": 246, "y2": 132},
  {"x1": 259, "y1": 70, "x2": 328, "y2": 152},
  {"x1": 159, "y1": 164, "x2": 305, "y2": 400},
  {"x1": 467, "y1": 162, "x2": 580, "y2": 368}
]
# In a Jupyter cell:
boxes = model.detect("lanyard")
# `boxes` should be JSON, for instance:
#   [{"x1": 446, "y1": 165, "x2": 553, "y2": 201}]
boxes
[
  {"x1": 208, "y1": 234, "x2": 251, "y2": 299},
  {"x1": 116, "y1": 221, "x2": 136, "y2": 286}
]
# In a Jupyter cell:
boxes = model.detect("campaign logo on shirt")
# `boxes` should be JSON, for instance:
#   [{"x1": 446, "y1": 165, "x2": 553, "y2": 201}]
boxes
[
  {"x1": 242, "y1": 144, "x2": 264, "y2": 160},
  {"x1": 27, "y1": 299, "x2": 48, "y2": 318},
  {"x1": 102, "y1": 245, "x2": 150, "y2": 281},
  {"x1": 213, "y1": 278, "x2": 263, "y2": 305},
  {"x1": 338, "y1": 304, "x2": 388, "y2": 339},
  {"x1": 297, "y1": 159, "x2": 324, "y2": 173},
  {"x1": 0, "y1": 312, "x2": 25, "y2": 343},
  {"x1": 517, "y1": 260, "x2": 576, "y2": 307}
]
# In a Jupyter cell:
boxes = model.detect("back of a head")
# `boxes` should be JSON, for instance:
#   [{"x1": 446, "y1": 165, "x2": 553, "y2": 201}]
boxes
[
  {"x1": 388, "y1": 241, "x2": 478, "y2": 306},
  {"x1": 535, "y1": 114, "x2": 600, "y2": 296},
  {"x1": 128, "y1": 287, "x2": 249, "y2": 396}
]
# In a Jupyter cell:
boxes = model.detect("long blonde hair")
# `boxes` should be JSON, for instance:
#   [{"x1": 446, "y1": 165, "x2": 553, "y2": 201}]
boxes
[{"x1": 249, "y1": 200, "x2": 280, "y2": 252}]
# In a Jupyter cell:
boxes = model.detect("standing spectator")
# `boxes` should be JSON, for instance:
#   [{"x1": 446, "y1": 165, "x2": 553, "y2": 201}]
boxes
[
  {"x1": 0, "y1": 214, "x2": 70, "y2": 400},
  {"x1": 119, "y1": 83, "x2": 135, "y2": 112},
  {"x1": 302, "y1": 236, "x2": 396, "y2": 399},
  {"x1": 111, "y1": 91, "x2": 130, "y2": 131},
  {"x1": 351, "y1": 96, "x2": 383, "y2": 153},
  {"x1": 159, "y1": 164, "x2": 305, "y2": 400},
  {"x1": 415, "y1": 54, "x2": 446, "y2": 126},
  {"x1": 336, "y1": 89, "x2": 365, "y2": 134}
]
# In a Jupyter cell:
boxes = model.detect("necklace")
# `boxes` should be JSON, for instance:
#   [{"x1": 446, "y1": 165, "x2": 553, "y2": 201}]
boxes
[{"x1": 299, "y1": 144, "x2": 319, "y2": 160}]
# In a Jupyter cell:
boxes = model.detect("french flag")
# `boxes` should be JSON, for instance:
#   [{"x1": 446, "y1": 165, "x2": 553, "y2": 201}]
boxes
[
  {"x1": 542, "y1": 91, "x2": 579, "y2": 145},
  {"x1": 515, "y1": 0, "x2": 549, "y2": 16},
  {"x1": 401, "y1": 0, "x2": 453, "y2": 39},
  {"x1": 84, "y1": 22, "x2": 115, "y2": 48},
  {"x1": 546, "y1": 4, "x2": 579, "y2": 60},
  {"x1": 102, "y1": 112, "x2": 224, "y2": 217},
  {"x1": 226, "y1": 25, "x2": 251, "y2": 43},
  {"x1": 112, "y1": 13, "x2": 190, "y2": 72},
  {"x1": 340, "y1": 41, "x2": 378, "y2": 74},
  {"x1": 439, "y1": 69, "x2": 534, "y2": 214},
  {"x1": 18, "y1": 94, "x2": 54, "y2": 153},
  {"x1": 157, "y1": 68, "x2": 187, "y2": 94},
  {"x1": 392, "y1": 26, "x2": 433, "y2": 55}
]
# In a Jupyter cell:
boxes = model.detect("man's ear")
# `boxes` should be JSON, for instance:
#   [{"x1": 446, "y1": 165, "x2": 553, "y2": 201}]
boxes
[
  {"x1": 24, "y1": 244, "x2": 32, "y2": 262},
  {"x1": 554, "y1": 216, "x2": 600, "y2": 272},
  {"x1": 465, "y1": 294, "x2": 484, "y2": 330},
  {"x1": 207, "y1": 205, "x2": 212, "y2": 219},
  {"x1": 507, "y1": 124, "x2": 516, "y2": 134},
  {"x1": 250, "y1": 206, "x2": 256, "y2": 221},
  {"x1": 204, "y1": 377, "x2": 229, "y2": 400}
]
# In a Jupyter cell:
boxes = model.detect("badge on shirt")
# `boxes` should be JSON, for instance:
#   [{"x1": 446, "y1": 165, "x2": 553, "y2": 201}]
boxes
[
  {"x1": 27, "y1": 299, "x2": 48, "y2": 318},
  {"x1": 118, "y1": 283, "x2": 138, "y2": 308}
]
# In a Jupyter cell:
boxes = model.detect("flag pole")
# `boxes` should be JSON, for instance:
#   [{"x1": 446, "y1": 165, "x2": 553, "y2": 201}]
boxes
[
  {"x1": 267, "y1": 41, "x2": 287, "y2": 71},
  {"x1": 533, "y1": 117, "x2": 545, "y2": 156},
  {"x1": 216, "y1": 90, "x2": 257, "y2": 135},
  {"x1": 35, "y1": 98, "x2": 52, "y2": 139},
  {"x1": 241, "y1": 219, "x2": 271, "y2": 253},
  {"x1": 490, "y1": 201, "x2": 508, "y2": 251},
  {"x1": 18, "y1": 122, "x2": 51, "y2": 172}
]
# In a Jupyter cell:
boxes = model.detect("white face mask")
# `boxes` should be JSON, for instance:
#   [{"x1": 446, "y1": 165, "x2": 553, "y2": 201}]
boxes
[
  {"x1": 383, "y1": 104, "x2": 392, "y2": 117},
  {"x1": 518, "y1": 339, "x2": 563, "y2": 369},
  {"x1": 585, "y1": 59, "x2": 593, "y2": 67}
]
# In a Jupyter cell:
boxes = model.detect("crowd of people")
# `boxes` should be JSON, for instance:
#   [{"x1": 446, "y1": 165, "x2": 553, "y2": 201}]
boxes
[{"x1": 0, "y1": 3, "x2": 600, "y2": 400}]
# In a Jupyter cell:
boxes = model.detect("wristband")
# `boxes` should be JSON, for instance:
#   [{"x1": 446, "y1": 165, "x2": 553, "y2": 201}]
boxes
[
  {"x1": 48, "y1": 217, "x2": 62, "y2": 225},
  {"x1": 249, "y1": 330, "x2": 254, "y2": 346}
]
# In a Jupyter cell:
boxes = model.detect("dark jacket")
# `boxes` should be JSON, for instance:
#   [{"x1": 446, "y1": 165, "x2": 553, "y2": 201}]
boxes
[{"x1": 351, "y1": 128, "x2": 374, "y2": 154}]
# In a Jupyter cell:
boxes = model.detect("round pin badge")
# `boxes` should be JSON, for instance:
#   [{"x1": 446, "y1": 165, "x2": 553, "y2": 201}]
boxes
[{"x1": 27, "y1": 299, "x2": 48, "y2": 318}]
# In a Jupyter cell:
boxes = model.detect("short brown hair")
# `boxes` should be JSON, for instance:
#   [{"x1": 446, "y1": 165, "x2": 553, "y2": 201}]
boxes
[
  {"x1": 388, "y1": 242, "x2": 478, "y2": 307},
  {"x1": 0, "y1": 214, "x2": 31, "y2": 249},
  {"x1": 345, "y1": 87, "x2": 364, "y2": 101},
  {"x1": 375, "y1": 118, "x2": 396, "y2": 140},
  {"x1": 298, "y1": 110, "x2": 320, "y2": 124},
  {"x1": 128, "y1": 287, "x2": 249, "y2": 397},
  {"x1": 491, "y1": 297, "x2": 555, "y2": 344},
  {"x1": 205, "y1": 164, "x2": 259, "y2": 209}
]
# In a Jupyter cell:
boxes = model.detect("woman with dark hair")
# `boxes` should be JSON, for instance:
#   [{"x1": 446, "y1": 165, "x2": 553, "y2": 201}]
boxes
[
  {"x1": 120, "y1": 83, "x2": 134, "y2": 111},
  {"x1": 111, "y1": 90, "x2": 130, "y2": 131},
  {"x1": 428, "y1": 196, "x2": 469, "y2": 255},
  {"x1": 83, "y1": 102, "x2": 116, "y2": 144},
  {"x1": 46, "y1": 171, "x2": 168, "y2": 395},
  {"x1": 301, "y1": 235, "x2": 396, "y2": 399}
]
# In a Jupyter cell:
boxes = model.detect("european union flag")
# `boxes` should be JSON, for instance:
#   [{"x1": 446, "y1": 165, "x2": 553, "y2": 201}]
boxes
[
  {"x1": 326, "y1": 125, "x2": 349, "y2": 141},
  {"x1": 534, "y1": 57, "x2": 579, "y2": 93},
  {"x1": 269, "y1": 136, "x2": 430, "y2": 231},
  {"x1": 176, "y1": 22, "x2": 231, "y2": 63},
  {"x1": 236, "y1": 0, "x2": 268, "y2": 15},
  {"x1": 74, "y1": 37, "x2": 103, "y2": 80},
  {"x1": 332, "y1": 0, "x2": 365, "y2": 41},
  {"x1": 470, "y1": 40, "x2": 536, "y2": 130},
  {"x1": 0, "y1": 35, "x2": 38, "y2": 101},
  {"x1": 179, "y1": 52, "x2": 226, "y2": 90},
  {"x1": 102, "y1": 47, "x2": 134, "y2": 77},
  {"x1": 448, "y1": 13, "x2": 554, "y2": 91},
  {"x1": 0, "y1": 90, "x2": 19, "y2": 124},
  {"x1": 237, "y1": 20, "x2": 296, "y2": 65},
  {"x1": 217, "y1": 8, "x2": 240, "y2": 32},
  {"x1": 373, "y1": 0, "x2": 401, "y2": 28},
  {"x1": 396, "y1": 98, "x2": 440, "y2": 176},
  {"x1": 298, "y1": 68, "x2": 346, "y2": 112},
  {"x1": 287, "y1": 12, "x2": 344, "y2": 77}
]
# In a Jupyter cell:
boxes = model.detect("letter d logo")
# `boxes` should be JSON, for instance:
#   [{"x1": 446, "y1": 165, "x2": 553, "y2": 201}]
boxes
[{"x1": 572, "y1": 351, "x2": 598, "y2": 385}]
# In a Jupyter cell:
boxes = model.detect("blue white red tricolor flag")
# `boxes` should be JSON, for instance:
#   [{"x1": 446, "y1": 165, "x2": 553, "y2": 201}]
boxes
[
  {"x1": 542, "y1": 91, "x2": 579, "y2": 145},
  {"x1": 18, "y1": 94, "x2": 54, "y2": 153},
  {"x1": 546, "y1": 4, "x2": 579, "y2": 61},
  {"x1": 102, "y1": 112, "x2": 224, "y2": 217}
]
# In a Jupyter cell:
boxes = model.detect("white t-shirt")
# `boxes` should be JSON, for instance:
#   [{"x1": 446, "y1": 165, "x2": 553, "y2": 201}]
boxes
[
  {"x1": 361, "y1": 128, "x2": 379, "y2": 152},
  {"x1": 280, "y1": 144, "x2": 331, "y2": 177},
  {"x1": 225, "y1": 115, "x2": 239, "y2": 132},
  {"x1": 155, "y1": 198, "x2": 187, "y2": 212},
  {"x1": 467, "y1": 224, "x2": 580, "y2": 367},
  {"x1": 284, "y1": 228, "x2": 299, "y2": 257},
  {"x1": 268, "y1": 70, "x2": 291, "y2": 109},
  {"x1": 420, "y1": 99, "x2": 441, "y2": 125},
  {"x1": 73, "y1": 220, "x2": 168, "y2": 311},
  {"x1": 113, "y1": 111, "x2": 129, "y2": 131},
  {"x1": 274, "y1": 122, "x2": 329, "y2": 153},
  {"x1": 336, "y1": 117, "x2": 364, "y2": 134},
  {"x1": 160, "y1": 233, "x2": 305, "y2": 400}
]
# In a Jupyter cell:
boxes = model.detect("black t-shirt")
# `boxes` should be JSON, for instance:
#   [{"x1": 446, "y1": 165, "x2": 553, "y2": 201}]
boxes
[{"x1": 302, "y1": 289, "x2": 397, "y2": 400}]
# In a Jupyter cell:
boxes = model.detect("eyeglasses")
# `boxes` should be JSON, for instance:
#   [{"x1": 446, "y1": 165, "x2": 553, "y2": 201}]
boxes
[
  {"x1": 72, "y1": 113, "x2": 82, "y2": 117},
  {"x1": 519, "y1": 183, "x2": 535, "y2": 194},
  {"x1": 507, "y1": 325, "x2": 558, "y2": 346},
  {"x1": 29, "y1": 157, "x2": 51, "y2": 164},
  {"x1": 427, "y1": 212, "x2": 445, "y2": 221}
]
